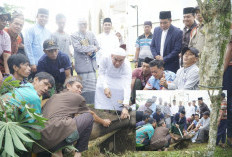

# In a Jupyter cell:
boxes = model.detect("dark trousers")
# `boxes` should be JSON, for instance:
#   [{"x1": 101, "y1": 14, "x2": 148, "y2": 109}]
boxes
[
  {"x1": 47, "y1": 113, "x2": 94, "y2": 154},
  {"x1": 75, "y1": 112, "x2": 94, "y2": 152},
  {"x1": 196, "y1": 128, "x2": 209, "y2": 143},
  {"x1": 223, "y1": 66, "x2": 232, "y2": 138},
  {"x1": 131, "y1": 79, "x2": 143, "y2": 104},
  {"x1": 142, "y1": 138, "x2": 150, "y2": 146},
  {"x1": 217, "y1": 119, "x2": 227, "y2": 145}
]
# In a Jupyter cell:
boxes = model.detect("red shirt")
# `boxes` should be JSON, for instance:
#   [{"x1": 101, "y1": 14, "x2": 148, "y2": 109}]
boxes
[{"x1": 132, "y1": 67, "x2": 151, "y2": 88}]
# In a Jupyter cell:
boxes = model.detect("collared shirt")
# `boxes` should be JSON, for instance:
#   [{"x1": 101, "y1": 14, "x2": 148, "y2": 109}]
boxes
[
  {"x1": 167, "y1": 64, "x2": 199, "y2": 90},
  {"x1": 0, "y1": 30, "x2": 11, "y2": 73},
  {"x1": 152, "y1": 112, "x2": 164, "y2": 123},
  {"x1": 145, "y1": 70, "x2": 176, "y2": 90},
  {"x1": 135, "y1": 33, "x2": 153, "y2": 59},
  {"x1": 182, "y1": 21, "x2": 197, "y2": 49},
  {"x1": 160, "y1": 29, "x2": 169, "y2": 57},
  {"x1": 71, "y1": 31, "x2": 99, "y2": 73},
  {"x1": 4, "y1": 28, "x2": 22, "y2": 55},
  {"x1": 150, "y1": 103, "x2": 157, "y2": 114},
  {"x1": 97, "y1": 32, "x2": 119, "y2": 64},
  {"x1": 4, "y1": 82, "x2": 41, "y2": 115},
  {"x1": 163, "y1": 105, "x2": 171, "y2": 117},
  {"x1": 24, "y1": 23, "x2": 51, "y2": 65},
  {"x1": 51, "y1": 31, "x2": 72, "y2": 61},
  {"x1": 37, "y1": 51, "x2": 71, "y2": 85},
  {"x1": 189, "y1": 23, "x2": 205, "y2": 54},
  {"x1": 136, "y1": 123, "x2": 155, "y2": 144},
  {"x1": 198, "y1": 117, "x2": 210, "y2": 130},
  {"x1": 170, "y1": 105, "x2": 179, "y2": 116},
  {"x1": 132, "y1": 67, "x2": 151, "y2": 88}
]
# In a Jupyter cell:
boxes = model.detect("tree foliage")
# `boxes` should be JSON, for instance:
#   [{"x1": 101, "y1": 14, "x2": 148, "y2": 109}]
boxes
[{"x1": 0, "y1": 76, "x2": 47, "y2": 156}]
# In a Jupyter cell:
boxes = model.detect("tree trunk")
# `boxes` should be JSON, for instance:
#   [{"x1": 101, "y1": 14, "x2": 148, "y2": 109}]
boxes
[{"x1": 197, "y1": 0, "x2": 231, "y2": 156}]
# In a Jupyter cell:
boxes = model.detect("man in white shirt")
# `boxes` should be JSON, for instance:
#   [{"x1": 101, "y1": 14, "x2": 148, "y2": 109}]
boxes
[
  {"x1": 186, "y1": 102, "x2": 196, "y2": 119},
  {"x1": 97, "y1": 18, "x2": 120, "y2": 66},
  {"x1": 170, "y1": 100, "x2": 179, "y2": 123},
  {"x1": 95, "y1": 48, "x2": 131, "y2": 120}
]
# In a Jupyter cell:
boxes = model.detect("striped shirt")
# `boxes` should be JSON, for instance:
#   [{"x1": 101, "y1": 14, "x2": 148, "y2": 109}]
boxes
[
  {"x1": 135, "y1": 33, "x2": 153, "y2": 59},
  {"x1": 167, "y1": 64, "x2": 199, "y2": 90}
]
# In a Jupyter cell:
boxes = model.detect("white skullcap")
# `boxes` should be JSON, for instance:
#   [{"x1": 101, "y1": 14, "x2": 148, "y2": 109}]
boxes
[{"x1": 112, "y1": 48, "x2": 127, "y2": 56}]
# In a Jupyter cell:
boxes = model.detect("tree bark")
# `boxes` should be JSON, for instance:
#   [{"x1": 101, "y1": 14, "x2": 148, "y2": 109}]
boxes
[{"x1": 196, "y1": 0, "x2": 231, "y2": 156}]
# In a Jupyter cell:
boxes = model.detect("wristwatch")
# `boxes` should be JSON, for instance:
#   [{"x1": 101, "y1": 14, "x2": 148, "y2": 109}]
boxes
[{"x1": 133, "y1": 59, "x2": 138, "y2": 63}]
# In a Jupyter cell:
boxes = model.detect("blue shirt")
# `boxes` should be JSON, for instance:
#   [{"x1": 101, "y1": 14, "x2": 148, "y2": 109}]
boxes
[
  {"x1": 24, "y1": 24, "x2": 51, "y2": 65},
  {"x1": 152, "y1": 112, "x2": 164, "y2": 123},
  {"x1": 136, "y1": 123, "x2": 155, "y2": 144},
  {"x1": 150, "y1": 103, "x2": 157, "y2": 116},
  {"x1": 5, "y1": 83, "x2": 41, "y2": 115},
  {"x1": 145, "y1": 70, "x2": 176, "y2": 90},
  {"x1": 37, "y1": 51, "x2": 71, "y2": 85},
  {"x1": 135, "y1": 33, "x2": 153, "y2": 59}
]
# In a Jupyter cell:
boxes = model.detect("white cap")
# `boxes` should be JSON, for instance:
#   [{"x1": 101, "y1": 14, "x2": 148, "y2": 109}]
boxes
[{"x1": 112, "y1": 48, "x2": 126, "y2": 56}]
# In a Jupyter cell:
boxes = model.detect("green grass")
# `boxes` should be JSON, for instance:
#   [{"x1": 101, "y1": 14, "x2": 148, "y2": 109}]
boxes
[
  {"x1": 81, "y1": 143, "x2": 232, "y2": 157},
  {"x1": 121, "y1": 144, "x2": 232, "y2": 157}
]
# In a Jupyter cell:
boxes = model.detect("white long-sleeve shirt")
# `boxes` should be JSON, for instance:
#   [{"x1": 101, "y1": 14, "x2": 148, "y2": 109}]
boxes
[
  {"x1": 186, "y1": 105, "x2": 196, "y2": 118},
  {"x1": 95, "y1": 55, "x2": 132, "y2": 110},
  {"x1": 97, "y1": 32, "x2": 120, "y2": 65},
  {"x1": 170, "y1": 105, "x2": 179, "y2": 116}
]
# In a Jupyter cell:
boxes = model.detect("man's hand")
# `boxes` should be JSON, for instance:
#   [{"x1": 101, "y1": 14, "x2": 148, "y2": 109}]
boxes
[
  {"x1": 87, "y1": 52, "x2": 93, "y2": 56},
  {"x1": 155, "y1": 55, "x2": 163, "y2": 60},
  {"x1": 135, "y1": 62, "x2": 138, "y2": 68},
  {"x1": 120, "y1": 108, "x2": 130, "y2": 120},
  {"x1": 104, "y1": 88, "x2": 111, "y2": 98},
  {"x1": 160, "y1": 73, "x2": 167, "y2": 87},
  {"x1": 31, "y1": 65, "x2": 37, "y2": 73},
  {"x1": 102, "y1": 119, "x2": 111, "y2": 127},
  {"x1": 175, "y1": 124, "x2": 179, "y2": 128}
]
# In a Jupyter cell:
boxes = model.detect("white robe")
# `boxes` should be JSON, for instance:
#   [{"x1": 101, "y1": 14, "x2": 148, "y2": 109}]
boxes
[
  {"x1": 96, "y1": 32, "x2": 120, "y2": 65},
  {"x1": 95, "y1": 55, "x2": 132, "y2": 110}
]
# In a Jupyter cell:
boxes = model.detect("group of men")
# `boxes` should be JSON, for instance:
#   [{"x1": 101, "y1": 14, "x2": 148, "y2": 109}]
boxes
[
  {"x1": 136, "y1": 96, "x2": 212, "y2": 150},
  {"x1": 0, "y1": 2, "x2": 231, "y2": 156}
]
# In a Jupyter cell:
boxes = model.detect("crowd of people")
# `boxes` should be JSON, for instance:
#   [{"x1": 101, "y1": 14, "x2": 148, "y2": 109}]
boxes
[
  {"x1": 136, "y1": 94, "x2": 227, "y2": 151},
  {"x1": 0, "y1": 3, "x2": 231, "y2": 156}
]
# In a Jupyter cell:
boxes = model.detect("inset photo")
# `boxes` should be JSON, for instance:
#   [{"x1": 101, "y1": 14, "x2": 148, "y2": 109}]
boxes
[{"x1": 135, "y1": 90, "x2": 227, "y2": 152}]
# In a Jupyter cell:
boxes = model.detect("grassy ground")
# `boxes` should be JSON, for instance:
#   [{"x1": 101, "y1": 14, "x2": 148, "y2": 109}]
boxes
[{"x1": 81, "y1": 143, "x2": 232, "y2": 157}]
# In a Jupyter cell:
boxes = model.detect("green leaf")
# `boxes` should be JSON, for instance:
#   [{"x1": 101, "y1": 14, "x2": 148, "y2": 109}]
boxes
[
  {"x1": 20, "y1": 123, "x2": 44, "y2": 130},
  {"x1": 24, "y1": 127, "x2": 41, "y2": 140},
  {"x1": 13, "y1": 126, "x2": 34, "y2": 143},
  {"x1": 13, "y1": 124, "x2": 30, "y2": 134},
  {"x1": 9, "y1": 126, "x2": 27, "y2": 151},
  {"x1": 3, "y1": 76, "x2": 13, "y2": 82},
  {"x1": 12, "y1": 93, "x2": 16, "y2": 99},
  {"x1": 13, "y1": 107, "x2": 19, "y2": 121},
  {"x1": 4, "y1": 125, "x2": 15, "y2": 157},
  {"x1": 0, "y1": 125, "x2": 6, "y2": 150},
  {"x1": 18, "y1": 108, "x2": 28, "y2": 122}
]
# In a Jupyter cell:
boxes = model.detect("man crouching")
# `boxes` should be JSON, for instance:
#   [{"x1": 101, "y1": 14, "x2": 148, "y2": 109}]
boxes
[{"x1": 35, "y1": 76, "x2": 111, "y2": 157}]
